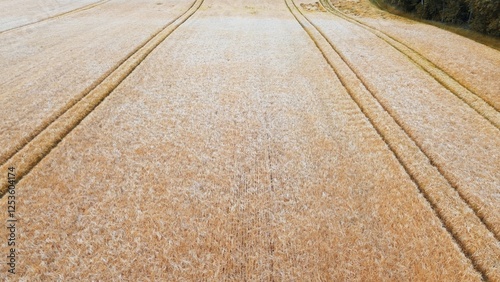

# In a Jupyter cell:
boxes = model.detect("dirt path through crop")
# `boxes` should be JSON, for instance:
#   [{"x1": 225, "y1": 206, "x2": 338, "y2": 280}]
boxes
[{"x1": 0, "y1": 0, "x2": 491, "y2": 280}]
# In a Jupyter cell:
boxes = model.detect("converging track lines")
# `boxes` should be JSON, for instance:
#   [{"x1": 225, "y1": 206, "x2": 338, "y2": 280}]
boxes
[
  {"x1": 285, "y1": 0, "x2": 500, "y2": 280},
  {"x1": 304, "y1": 0, "x2": 500, "y2": 243},
  {"x1": 319, "y1": 0, "x2": 500, "y2": 129},
  {"x1": 0, "y1": 0, "x2": 205, "y2": 197},
  {"x1": 0, "y1": 0, "x2": 111, "y2": 35}
]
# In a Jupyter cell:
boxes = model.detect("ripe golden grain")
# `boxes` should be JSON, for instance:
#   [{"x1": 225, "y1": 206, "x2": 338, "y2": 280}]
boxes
[
  {"x1": 0, "y1": 0, "x2": 498, "y2": 280},
  {"x1": 289, "y1": 0, "x2": 499, "y2": 279}
]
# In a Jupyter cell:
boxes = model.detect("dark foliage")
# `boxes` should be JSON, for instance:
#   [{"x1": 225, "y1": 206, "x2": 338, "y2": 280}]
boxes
[{"x1": 380, "y1": 0, "x2": 499, "y2": 36}]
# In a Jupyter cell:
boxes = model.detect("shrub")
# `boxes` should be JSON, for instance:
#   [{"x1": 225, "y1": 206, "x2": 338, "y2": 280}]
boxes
[{"x1": 377, "y1": 0, "x2": 500, "y2": 36}]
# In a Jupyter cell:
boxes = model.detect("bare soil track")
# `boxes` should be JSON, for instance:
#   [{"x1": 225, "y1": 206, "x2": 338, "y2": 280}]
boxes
[{"x1": 0, "y1": 0, "x2": 499, "y2": 280}]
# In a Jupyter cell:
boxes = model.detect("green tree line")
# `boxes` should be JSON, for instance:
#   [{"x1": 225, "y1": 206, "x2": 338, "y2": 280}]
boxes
[{"x1": 379, "y1": 0, "x2": 499, "y2": 36}]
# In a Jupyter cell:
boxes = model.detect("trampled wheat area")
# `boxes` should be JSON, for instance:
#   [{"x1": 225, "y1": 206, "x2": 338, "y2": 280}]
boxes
[{"x1": 0, "y1": 0, "x2": 498, "y2": 280}]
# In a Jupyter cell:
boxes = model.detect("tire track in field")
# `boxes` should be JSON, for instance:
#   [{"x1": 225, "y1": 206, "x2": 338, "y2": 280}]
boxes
[
  {"x1": 301, "y1": 0, "x2": 500, "y2": 243},
  {"x1": 0, "y1": 0, "x2": 204, "y2": 197},
  {"x1": 0, "y1": 0, "x2": 111, "y2": 35},
  {"x1": 285, "y1": 0, "x2": 500, "y2": 280},
  {"x1": 0, "y1": 0, "x2": 199, "y2": 165},
  {"x1": 319, "y1": 0, "x2": 500, "y2": 129}
]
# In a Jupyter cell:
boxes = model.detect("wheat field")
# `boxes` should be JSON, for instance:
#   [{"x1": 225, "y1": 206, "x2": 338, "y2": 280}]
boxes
[{"x1": 0, "y1": 0, "x2": 498, "y2": 280}]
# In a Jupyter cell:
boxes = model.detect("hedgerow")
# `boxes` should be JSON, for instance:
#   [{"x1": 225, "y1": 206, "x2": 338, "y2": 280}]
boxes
[{"x1": 380, "y1": 0, "x2": 499, "y2": 36}]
